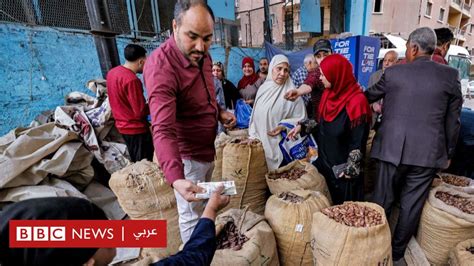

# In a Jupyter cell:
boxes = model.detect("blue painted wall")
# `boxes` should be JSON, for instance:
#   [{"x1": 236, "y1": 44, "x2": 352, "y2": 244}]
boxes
[
  {"x1": 345, "y1": 0, "x2": 373, "y2": 36},
  {"x1": 0, "y1": 23, "x2": 264, "y2": 136}
]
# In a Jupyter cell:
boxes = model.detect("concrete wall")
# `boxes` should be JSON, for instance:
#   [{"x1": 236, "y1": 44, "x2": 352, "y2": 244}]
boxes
[
  {"x1": 369, "y1": 0, "x2": 421, "y2": 38},
  {"x1": 0, "y1": 24, "x2": 100, "y2": 136},
  {"x1": 0, "y1": 23, "x2": 264, "y2": 136}
]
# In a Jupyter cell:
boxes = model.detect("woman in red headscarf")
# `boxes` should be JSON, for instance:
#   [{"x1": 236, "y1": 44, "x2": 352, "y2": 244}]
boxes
[
  {"x1": 237, "y1": 57, "x2": 265, "y2": 105},
  {"x1": 287, "y1": 54, "x2": 371, "y2": 204}
]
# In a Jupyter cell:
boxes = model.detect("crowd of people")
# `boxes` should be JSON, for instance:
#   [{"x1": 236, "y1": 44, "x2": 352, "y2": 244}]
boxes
[{"x1": 1, "y1": 0, "x2": 466, "y2": 265}]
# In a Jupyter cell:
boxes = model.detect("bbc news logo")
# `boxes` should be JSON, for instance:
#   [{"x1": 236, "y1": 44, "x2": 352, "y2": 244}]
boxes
[
  {"x1": 16, "y1": 226, "x2": 66, "y2": 241},
  {"x1": 10, "y1": 220, "x2": 166, "y2": 248}
]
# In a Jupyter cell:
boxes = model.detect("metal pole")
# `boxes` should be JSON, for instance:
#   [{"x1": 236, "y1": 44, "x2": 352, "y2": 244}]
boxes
[
  {"x1": 263, "y1": 0, "x2": 272, "y2": 43},
  {"x1": 248, "y1": 11, "x2": 252, "y2": 47},
  {"x1": 85, "y1": 0, "x2": 120, "y2": 78}
]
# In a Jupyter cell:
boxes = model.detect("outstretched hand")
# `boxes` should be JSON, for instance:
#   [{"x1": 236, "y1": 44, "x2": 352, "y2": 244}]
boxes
[
  {"x1": 286, "y1": 125, "x2": 302, "y2": 141},
  {"x1": 267, "y1": 125, "x2": 286, "y2": 137},
  {"x1": 172, "y1": 179, "x2": 205, "y2": 202},
  {"x1": 284, "y1": 89, "x2": 300, "y2": 101}
]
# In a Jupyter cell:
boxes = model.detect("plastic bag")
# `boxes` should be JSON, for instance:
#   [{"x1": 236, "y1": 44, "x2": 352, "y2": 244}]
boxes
[
  {"x1": 235, "y1": 99, "x2": 252, "y2": 128},
  {"x1": 279, "y1": 123, "x2": 317, "y2": 164}
]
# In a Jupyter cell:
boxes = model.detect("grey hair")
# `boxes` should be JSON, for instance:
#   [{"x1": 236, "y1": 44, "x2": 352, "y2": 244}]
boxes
[
  {"x1": 407, "y1": 27, "x2": 437, "y2": 55},
  {"x1": 303, "y1": 54, "x2": 315, "y2": 64},
  {"x1": 384, "y1": 50, "x2": 399, "y2": 60},
  {"x1": 174, "y1": 0, "x2": 215, "y2": 25}
]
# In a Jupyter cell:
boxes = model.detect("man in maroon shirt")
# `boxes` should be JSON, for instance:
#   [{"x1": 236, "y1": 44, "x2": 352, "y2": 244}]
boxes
[
  {"x1": 143, "y1": 0, "x2": 236, "y2": 244},
  {"x1": 433, "y1": 27, "x2": 453, "y2": 65},
  {"x1": 107, "y1": 44, "x2": 153, "y2": 162}
]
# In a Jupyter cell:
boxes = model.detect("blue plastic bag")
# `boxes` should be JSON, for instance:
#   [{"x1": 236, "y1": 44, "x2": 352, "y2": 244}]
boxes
[
  {"x1": 235, "y1": 99, "x2": 252, "y2": 128},
  {"x1": 278, "y1": 123, "x2": 317, "y2": 164}
]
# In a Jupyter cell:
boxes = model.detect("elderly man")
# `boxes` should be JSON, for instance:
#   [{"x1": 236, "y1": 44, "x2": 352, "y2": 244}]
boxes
[
  {"x1": 366, "y1": 27, "x2": 462, "y2": 265},
  {"x1": 433, "y1": 27, "x2": 454, "y2": 65},
  {"x1": 368, "y1": 50, "x2": 398, "y2": 128},
  {"x1": 291, "y1": 54, "x2": 318, "y2": 115},
  {"x1": 144, "y1": 0, "x2": 236, "y2": 244},
  {"x1": 285, "y1": 39, "x2": 333, "y2": 118}
]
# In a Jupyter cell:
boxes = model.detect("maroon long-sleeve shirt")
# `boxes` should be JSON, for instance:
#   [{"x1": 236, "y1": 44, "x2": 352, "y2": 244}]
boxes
[
  {"x1": 304, "y1": 68, "x2": 325, "y2": 119},
  {"x1": 143, "y1": 35, "x2": 219, "y2": 185},
  {"x1": 107, "y1": 65, "x2": 149, "y2": 135}
]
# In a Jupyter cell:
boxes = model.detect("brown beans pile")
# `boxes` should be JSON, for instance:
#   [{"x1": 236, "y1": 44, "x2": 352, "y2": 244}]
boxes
[
  {"x1": 231, "y1": 138, "x2": 257, "y2": 145},
  {"x1": 435, "y1": 191, "x2": 474, "y2": 214},
  {"x1": 440, "y1": 174, "x2": 470, "y2": 187},
  {"x1": 279, "y1": 192, "x2": 304, "y2": 203},
  {"x1": 268, "y1": 168, "x2": 307, "y2": 180},
  {"x1": 321, "y1": 203, "x2": 383, "y2": 227},
  {"x1": 216, "y1": 221, "x2": 249, "y2": 251}
]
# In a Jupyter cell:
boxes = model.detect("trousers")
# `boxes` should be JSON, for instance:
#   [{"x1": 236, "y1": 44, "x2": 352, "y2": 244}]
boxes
[
  {"x1": 174, "y1": 159, "x2": 214, "y2": 244},
  {"x1": 372, "y1": 160, "x2": 437, "y2": 260}
]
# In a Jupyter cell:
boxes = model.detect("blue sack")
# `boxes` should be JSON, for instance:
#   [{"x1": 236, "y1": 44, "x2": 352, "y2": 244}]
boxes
[{"x1": 235, "y1": 99, "x2": 252, "y2": 128}]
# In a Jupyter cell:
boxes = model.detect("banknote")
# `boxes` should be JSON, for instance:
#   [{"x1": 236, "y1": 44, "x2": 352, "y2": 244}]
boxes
[{"x1": 195, "y1": 181, "x2": 237, "y2": 199}]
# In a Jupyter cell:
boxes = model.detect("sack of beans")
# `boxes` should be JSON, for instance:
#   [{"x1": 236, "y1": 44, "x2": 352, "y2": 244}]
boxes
[
  {"x1": 226, "y1": 128, "x2": 249, "y2": 138},
  {"x1": 449, "y1": 239, "x2": 474, "y2": 266},
  {"x1": 417, "y1": 186, "x2": 474, "y2": 265},
  {"x1": 109, "y1": 160, "x2": 181, "y2": 259},
  {"x1": 437, "y1": 173, "x2": 474, "y2": 194},
  {"x1": 212, "y1": 208, "x2": 279, "y2": 266},
  {"x1": 265, "y1": 190, "x2": 330, "y2": 265},
  {"x1": 266, "y1": 160, "x2": 331, "y2": 203},
  {"x1": 221, "y1": 138, "x2": 268, "y2": 215},
  {"x1": 211, "y1": 133, "x2": 234, "y2": 181},
  {"x1": 311, "y1": 202, "x2": 392, "y2": 265}
]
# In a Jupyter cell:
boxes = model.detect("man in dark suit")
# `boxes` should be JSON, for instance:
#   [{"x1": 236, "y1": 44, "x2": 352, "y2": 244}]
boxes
[{"x1": 365, "y1": 27, "x2": 462, "y2": 265}]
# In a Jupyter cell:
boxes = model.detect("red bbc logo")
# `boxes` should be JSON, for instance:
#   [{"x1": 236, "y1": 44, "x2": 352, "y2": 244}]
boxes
[{"x1": 16, "y1": 226, "x2": 66, "y2": 241}]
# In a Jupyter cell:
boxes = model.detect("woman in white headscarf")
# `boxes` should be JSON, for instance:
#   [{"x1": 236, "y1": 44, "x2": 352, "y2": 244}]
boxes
[{"x1": 249, "y1": 54, "x2": 307, "y2": 170}]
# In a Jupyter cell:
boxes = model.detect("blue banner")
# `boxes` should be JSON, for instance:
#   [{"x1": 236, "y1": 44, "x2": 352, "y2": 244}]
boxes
[
  {"x1": 264, "y1": 41, "x2": 313, "y2": 74},
  {"x1": 357, "y1": 36, "x2": 380, "y2": 89},
  {"x1": 300, "y1": 0, "x2": 322, "y2": 33},
  {"x1": 208, "y1": 0, "x2": 235, "y2": 20}
]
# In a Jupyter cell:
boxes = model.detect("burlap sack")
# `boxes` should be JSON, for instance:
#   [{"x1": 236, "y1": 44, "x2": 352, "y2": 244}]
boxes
[
  {"x1": 437, "y1": 173, "x2": 474, "y2": 194},
  {"x1": 226, "y1": 128, "x2": 249, "y2": 138},
  {"x1": 417, "y1": 186, "x2": 474, "y2": 265},
  {"x1": 211, "y1": 133, "x2": 233, "y2": 181},
  {"x1": 221, "y1": 139, "x2": 268, "y2": 215},
  {"x1": 265, "y1": 160, "x2": 331, "y2": 202},
  {"x1": 265, "y1": 190, "x2": 330, "y2": 266},
  {"x1": 109, "y1": 160, "x2": 181, "y2": 259},
  {"x1": 311, "y1": 202, "x2": 392, "y2": 265},
  {"x1": 212, "y1": 208, "x2": 279, "y2": 266},
  {"x1": 449, "y1": 239, "x2": 474, "y2": 266}
]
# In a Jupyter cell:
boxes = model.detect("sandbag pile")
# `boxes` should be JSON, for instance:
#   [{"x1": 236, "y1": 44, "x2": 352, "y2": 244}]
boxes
[
  {"x1": 417, "y1": 186, "x2": 474, "y2": 265},
  {"x1": 212, "y1": 208, "x2": 279, "y2": 266},
  {"x1": 265, "y1": 190, "x2": 330, "y2": 265},
  {"x1": 311, "y1": 202, "x2": 392, "y2": 265},
  {"x1": 449, "y1": 239, "x2": 474, "y2": 266},
  {"x1": 109, "y1": 160, "x2": 181, "y2": 259},
  {"x1": 266, "y1": 160, "x2": 331, "y2": 202},
  {"x1": 437, "y1": 173, "x2": 474, "y2": 194},
  {"x1": 221, "y1": 138, "x2": 268, "y2": 215}
]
